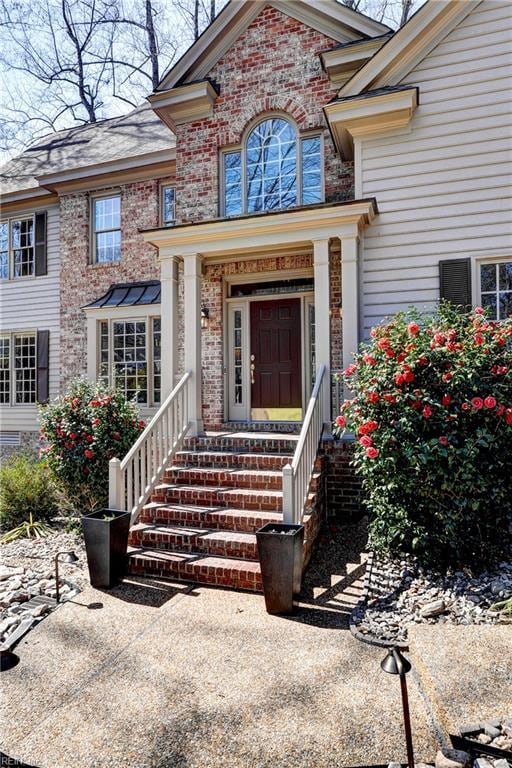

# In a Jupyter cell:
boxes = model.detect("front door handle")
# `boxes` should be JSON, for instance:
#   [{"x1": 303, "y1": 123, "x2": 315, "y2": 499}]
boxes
[{"x1": 250, "y1": 359, "x2": 255, "y2": 385}]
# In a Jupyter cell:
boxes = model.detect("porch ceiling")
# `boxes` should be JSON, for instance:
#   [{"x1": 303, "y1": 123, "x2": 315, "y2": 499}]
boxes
[{"x1": 141, "y1": 199, "x2": 377, "y2": 260}]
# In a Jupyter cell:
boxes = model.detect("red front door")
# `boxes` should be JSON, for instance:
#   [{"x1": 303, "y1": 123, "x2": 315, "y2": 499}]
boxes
[{"x1": 250, "y1": 298, "x2": 302, "y2": 411}]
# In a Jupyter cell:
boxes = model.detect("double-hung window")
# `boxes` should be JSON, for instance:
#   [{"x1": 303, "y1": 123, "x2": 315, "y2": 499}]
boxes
[
  {"x1": 92, "y1": 195, "x2": 121, "y2": 263},
  {"x1": 0, "y1": 333, "x2": 38, "y2": 405},
  {"x1": 98, "y1": 317, "x2": 161, "y2": 405},
  {"x1": 479, "y1": 259, "x2": 512, "y2": 320},
  {"x1": 221, "y1": 117, "x2": 323, "y2": 217},
  {"x1": 0, "y1": 217, "x2": 35, "y2": 279}
]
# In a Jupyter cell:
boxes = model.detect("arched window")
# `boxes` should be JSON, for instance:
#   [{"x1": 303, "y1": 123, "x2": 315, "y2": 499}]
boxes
[{"x1": 222, "y1": 116, "x2": 323, "y2": 217}]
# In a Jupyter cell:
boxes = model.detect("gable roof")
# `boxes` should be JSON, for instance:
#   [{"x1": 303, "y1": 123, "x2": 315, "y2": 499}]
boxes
[
  {"x1": 0, "y1": 104, "x2": 175, "y2": 200},
  {"x1": 156, "y1": 0, "x2": 391, "y2": 92},
  {"x1": 338, "y1": 0, "x2": 481, "y2": 98}
]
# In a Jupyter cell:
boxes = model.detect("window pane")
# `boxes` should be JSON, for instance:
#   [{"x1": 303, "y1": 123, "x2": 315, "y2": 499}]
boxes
[
  {"x1": 481, "y1": 292, "x2": 497, "y2": 319},
  {"x1": 301, "y1": 137, "x2": 322, "y2": 205},
  {"x1": 233, "y1": 310, "x2": 243, "y2": 405},
  {"x1": 246, "y1": 119, "x2": 297, "y2": 213},
  {"x1": 499, "y1": 292, "x2": 512, "y2": 320},
  {"x1": 94, "y1": 196, "x2": 120, "y2": 232},
  {"x1": 153, "y1": 318, "x2": 161, "y2": 405},
  {"x1": 223, "y1": 151, "x2": 242, "y2": 216},
  {"x1": 96, "y1": 230, "x2": 121, "y2": 263},
  {"x1": 499, "y1": 261, "x2": 512, "y2": 291},
  {"x1": 14, "y1": 334, "x2": 36, "y2": 404},
  {"x1": 0, "y1": 336, "x2": 10, "y2": 404},
  {"x1": 480, "y1": 263, "x2": 496, "y2": 292},
  {"x1": 111, "y1": 320, "x2": 147, "y2": 403},
  {"x1": 162, "y1": 186, "x2": 175, "y2": 226},
  {"x1": 99, "y1": 321, "x2": 109, "y2": 382},
  {"x1": 0, "y1": 222, "x2": 8, "y2": 280}
]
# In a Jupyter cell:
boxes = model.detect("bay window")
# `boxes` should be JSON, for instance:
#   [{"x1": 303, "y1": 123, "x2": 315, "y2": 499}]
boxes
[{"x1": 98, "y1": 317, "x2": 161, "y2": 405}]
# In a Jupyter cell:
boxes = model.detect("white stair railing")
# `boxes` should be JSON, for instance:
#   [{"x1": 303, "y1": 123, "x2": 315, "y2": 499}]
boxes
[
  {"x1": 282, "y1": 364, "x2": 327, "y2": 525},
  {"x1": 109, "y1": 371, "x2": 192, "y2": 523}
]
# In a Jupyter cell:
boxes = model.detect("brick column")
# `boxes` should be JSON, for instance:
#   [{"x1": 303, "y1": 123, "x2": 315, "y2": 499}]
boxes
[
  {"x1": 183, "y1": 252, "x2": 204, "y2": 435},
  {"x1": 159, "y1": 251, "x2": 179, "y2": 398},
  {"x1": 313, "y1": 238, "x2": 331, "y2": 423}
]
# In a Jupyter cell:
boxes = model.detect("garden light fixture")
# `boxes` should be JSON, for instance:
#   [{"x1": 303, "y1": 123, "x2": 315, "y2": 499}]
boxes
[
  {"x1": 54, "y1": 550, "x2": 79, "y2": 603},
  {"x1": 381, "y1": 647, "x2": 415, "y2": 768}
]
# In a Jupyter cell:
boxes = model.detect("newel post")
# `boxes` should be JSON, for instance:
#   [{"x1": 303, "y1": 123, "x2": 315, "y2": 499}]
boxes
[
  {"x1": 109, "y1": 457, "x2": 123, "y2": 510},
  {"x1": 282, "y1": 463, "x2": 294, "y2": 525}
]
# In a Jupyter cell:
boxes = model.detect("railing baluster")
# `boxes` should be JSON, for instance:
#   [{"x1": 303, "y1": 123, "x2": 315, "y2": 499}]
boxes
[{"x1": 109, "y1": 372, "x2": 192, "y2": 524}]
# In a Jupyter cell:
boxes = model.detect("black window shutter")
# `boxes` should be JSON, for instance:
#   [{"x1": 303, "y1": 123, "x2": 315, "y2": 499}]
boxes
[
  {"x1": 439, "y1": 258, "x2": 472, "y2": 310},
  {"x1": 36, "y1": 330, "x2": 50, "y2": 403},
  {"x1": 35, "y1": 211, "x2": 47, "y2": 276}
]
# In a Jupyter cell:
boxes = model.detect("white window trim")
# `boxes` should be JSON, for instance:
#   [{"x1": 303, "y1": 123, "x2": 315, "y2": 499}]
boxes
[
  {"x1": 473, "y1": 254, "x2": 512, "y2": 320},
  {"x1": 159, "y1": 183, "x2": 176, "y2": 227},
  {"x1": 85, "y1": 305, "x2": 161, "y2": 408},
  {"x1": 0, "y1": 330, "x2": 37, "y2": 407},
  {"x1": 219, "y1": 114, "x2": 325, "y2": 217},
  {"x1": 90, "y1": 192, "x2": 122, "y2": 265},
  {"x1": 0, "y1": 215, "x2": 36, "y2": 282}
]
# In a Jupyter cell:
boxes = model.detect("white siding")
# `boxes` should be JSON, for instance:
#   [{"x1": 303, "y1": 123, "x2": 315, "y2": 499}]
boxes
[
  {"x1": 0, "y1": 203, "x2": 60, "y2": 432},
  {"x1": 359, "y1": 0, "x2": 512, "y2": 334}
]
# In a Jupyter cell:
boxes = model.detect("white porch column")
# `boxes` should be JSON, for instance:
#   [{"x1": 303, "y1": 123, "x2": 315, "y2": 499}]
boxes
[
  {"x1": 313, "y1": 238, "x2": 331, "y2": 424},
  {"x1": 340, "y1": 228, "x2": 360, "y2": 387},
  {"x1": 159, "y1": 252, "x2": 179, "y2": 399},
  {"x1": 183, "y1": 252, "x2": 204, "y2": 435}
]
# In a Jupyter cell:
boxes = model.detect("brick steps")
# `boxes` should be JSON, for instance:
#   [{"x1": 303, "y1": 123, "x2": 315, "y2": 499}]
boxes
[
  {"x1": 164, "y1": 466, "x2": 286, "y2": 490},
  {"x1": 175, "y1": 450, "x2": 293, "y2": 470},
  {"x1": 136, "y1": 503, "x2": 287, "y2": 532},
  {"x1": 134, "y1": 524, "x2": 258, "y2": 560},
  {"x1": 128, "y1": 547, "x2": 263, "y2": 591},
  {"x1": 127, "y1": 430, "x2": 324, "y2": 592}
]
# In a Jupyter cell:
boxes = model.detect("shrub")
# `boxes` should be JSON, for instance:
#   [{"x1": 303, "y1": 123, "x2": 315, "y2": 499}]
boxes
[
  {"x1": 39, "y1": 379, "x2": 144, "y2": 512},
  {"x1": 334, "y1": 303, "x2": 512, "y2": 568},
  {"x1": 0, "y1": 453, "x2": 58, "y2": 531}
]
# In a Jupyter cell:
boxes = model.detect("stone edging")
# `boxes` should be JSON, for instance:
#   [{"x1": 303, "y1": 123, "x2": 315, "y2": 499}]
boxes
[{"x1": 349, "y1": 551, "x2": 409, "y2": 650}]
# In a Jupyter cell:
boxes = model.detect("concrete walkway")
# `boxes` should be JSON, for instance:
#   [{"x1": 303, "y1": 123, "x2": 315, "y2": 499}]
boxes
[
  {"x1": 3, "y1": 519, "x2": 509, "y2": 768},
  {"x1": 1, "y1": 578, "x2": 439, "y2": 768}
]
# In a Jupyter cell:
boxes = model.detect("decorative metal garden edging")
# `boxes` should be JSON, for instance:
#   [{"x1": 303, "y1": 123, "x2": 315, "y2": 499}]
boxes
[{"x1": 349, "y1": 551, "x2": 409, "y2": 650}]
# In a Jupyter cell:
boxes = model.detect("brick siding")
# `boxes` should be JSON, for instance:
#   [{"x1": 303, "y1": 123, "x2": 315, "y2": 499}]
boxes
[
  {"x1": 59, "y1": 179, "x2": 170, "y2": 389},
  {"x1": 174, "y1": 5, "x2": 354, "y2": 224}
]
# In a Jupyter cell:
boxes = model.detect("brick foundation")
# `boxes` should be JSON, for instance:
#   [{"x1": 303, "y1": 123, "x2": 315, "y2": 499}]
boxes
[{"x1": 321, "y1": 435, "x2": 362, "y2": 520}]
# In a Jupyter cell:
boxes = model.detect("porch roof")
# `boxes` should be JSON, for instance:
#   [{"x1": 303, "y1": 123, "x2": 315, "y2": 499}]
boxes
[{"x1": 142, "y1": 199, "x2": 377, "y2": 259}]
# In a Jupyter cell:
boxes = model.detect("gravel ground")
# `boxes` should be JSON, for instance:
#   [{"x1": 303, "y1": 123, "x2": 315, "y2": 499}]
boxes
[
  {"x1": 352, "y1": 553, "x2": 512, "y2": 645},
  {"x1": 0, "y1": 529, "x2": 87, "y2": 646}
]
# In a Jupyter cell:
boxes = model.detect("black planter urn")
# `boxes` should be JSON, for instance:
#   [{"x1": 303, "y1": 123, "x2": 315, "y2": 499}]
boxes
[
  {"x1": 82, "y1": 509, "x2": 131, "y2": 588},
  {"x1": 256, "y1": 523, "x2": 304, "y2": 615}
]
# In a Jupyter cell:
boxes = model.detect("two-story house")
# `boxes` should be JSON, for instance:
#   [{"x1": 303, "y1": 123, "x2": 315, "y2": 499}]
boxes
[{"x1": 1, "y1": 0, "x2": 510, "y2": 589}]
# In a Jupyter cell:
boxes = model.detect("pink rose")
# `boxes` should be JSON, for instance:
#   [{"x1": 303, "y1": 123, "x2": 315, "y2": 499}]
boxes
[
  {"x1": 484, "y1": 396, "x2": 497, "y2": 409},
  {"x1": 366, "y1": 447, "x2": 379, "y2": 459},
  {"x1": 471, "y1": 397, "x2": 484, "y2": 409}
]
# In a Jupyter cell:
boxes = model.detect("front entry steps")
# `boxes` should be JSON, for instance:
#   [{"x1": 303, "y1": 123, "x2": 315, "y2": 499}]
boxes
[{"x1": 127, "y1": 431, "x2": 324, "y2": 592}]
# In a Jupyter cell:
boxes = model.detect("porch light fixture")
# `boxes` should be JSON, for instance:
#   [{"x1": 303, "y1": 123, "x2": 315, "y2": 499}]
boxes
[
  {"x1": 201, "y1": 306, "x2": 210, "y2": 329},
  {"x1": 54, "y1": 550, "x2": 79, "y2": 603},
  {"x1": 381, "y1": 647, "x2": 415, "y2": 768}
]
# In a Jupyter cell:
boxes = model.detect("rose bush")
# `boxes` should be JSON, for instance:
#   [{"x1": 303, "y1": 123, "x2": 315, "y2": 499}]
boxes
[
  {"x1": 334, "y1": 303, "x2": 512, "y2": 567},
  {"x1": 40, "y1": 379, "x2": 144, "y2": 511}
]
